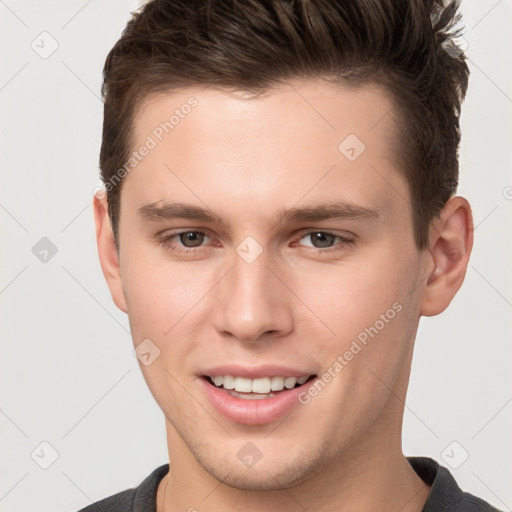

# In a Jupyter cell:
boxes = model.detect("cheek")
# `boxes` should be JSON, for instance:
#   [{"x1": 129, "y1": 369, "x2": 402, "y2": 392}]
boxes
[
  {"x1": 299, "y1": 255, "x2": 419, "y2": 431},
  {"x1": 120, "y1": 249, "x2": 212, "y2": 343},
  {"x1": 298, "y1": 254, "x2": 415, "y2": 341},
  {"x1": 120, "y1": 253, "x2": 211, "y2": 409},
  {"x1": 294, "y1": 244, "x2": 422, "y2": 402}
]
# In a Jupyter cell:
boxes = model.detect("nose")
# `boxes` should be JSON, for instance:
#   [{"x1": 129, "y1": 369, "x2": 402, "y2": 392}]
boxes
[{"x1": 212, "y1": 251, "x2": 294, "y2": 344}]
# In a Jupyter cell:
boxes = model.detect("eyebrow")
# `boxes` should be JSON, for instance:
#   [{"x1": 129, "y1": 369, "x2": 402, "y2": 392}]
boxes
[
  {"x1": 138, "y1": 202, "x2": 227, "y2": 226},
  {"x1": 277, "y1": 202, "x2": 380, "y2": 223},
  {"x1": 137, "y1": 201, "x2": 380, "y2": 226}
]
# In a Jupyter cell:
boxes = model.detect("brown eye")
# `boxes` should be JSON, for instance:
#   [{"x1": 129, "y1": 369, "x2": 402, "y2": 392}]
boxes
[{"x1": 179, "y1": 231, "x2": 205, "y2": 247}]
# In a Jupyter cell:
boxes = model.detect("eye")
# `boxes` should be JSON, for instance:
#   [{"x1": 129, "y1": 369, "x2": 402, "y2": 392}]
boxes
[
  {"x1": 301, "y1": 232, "x2": 337, "y2": 248},
  {"x1": 297, "y1": 231, "x2": 354, "y2": 251},
  {"x1": 178, "y1": 231, "x2": 207, "y2": 248},
  {"x1": 157, "y1": 230, "x2": 211, "y2": 252}
]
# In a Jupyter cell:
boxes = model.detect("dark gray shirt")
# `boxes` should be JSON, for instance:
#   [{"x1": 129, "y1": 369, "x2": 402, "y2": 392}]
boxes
[{"x1": 77, "y1": 457, "x2": 502, "y2": 511}]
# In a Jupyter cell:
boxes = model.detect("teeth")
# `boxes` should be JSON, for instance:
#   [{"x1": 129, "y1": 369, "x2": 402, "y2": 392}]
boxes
[
  {"x1": 252, "y1": 377, "x2": 271, "y2": 394},
  {"x1": 271, "y1": 376, "x2": 285, "y2": 391},
  {"x1": 223, "y1": 375, "x2": 235, "y2": 389},
  {"x1": 227, "y1": 389, "x2": 275, "y2": 399},
  {"x1": 209, "y1": 374, "x2": 311, "y2": 393},
  {"x1": 284, "y1": 377, "x2": 297, "y2": 389},
  {"x1": 234, "y1": 377, "x2": 252, "y2": 393}
]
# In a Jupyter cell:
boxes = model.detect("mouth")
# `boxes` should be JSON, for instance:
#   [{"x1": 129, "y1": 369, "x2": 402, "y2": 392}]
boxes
[
  {"x1": 198, "y1": 365, "x2": 320, "y2": 424},
  {"x1": 203, "y1": 374, "x2": 317, "y2": 399}
]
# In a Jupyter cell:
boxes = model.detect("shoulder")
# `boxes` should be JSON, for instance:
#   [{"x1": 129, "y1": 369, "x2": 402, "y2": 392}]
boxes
[
  {"x1": 407, "y1": 456, "x2": 503, "y2": 512},
  {"x1": 76, "y1": 464, "x2": 169, "y2": 512},
  {"x1": 77, "y1": 488, "x2": 136, "y2": 512}
]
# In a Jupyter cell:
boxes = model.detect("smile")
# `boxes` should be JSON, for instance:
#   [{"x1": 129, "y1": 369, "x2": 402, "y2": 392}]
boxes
[{"x1": 200, "y1": 372, "x2": 318, "y2": 424}]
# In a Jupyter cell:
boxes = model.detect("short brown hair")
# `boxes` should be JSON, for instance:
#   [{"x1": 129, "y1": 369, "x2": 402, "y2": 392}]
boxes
[{"x1": 100, "y1": 0, "x2": 469, "y2": 249}]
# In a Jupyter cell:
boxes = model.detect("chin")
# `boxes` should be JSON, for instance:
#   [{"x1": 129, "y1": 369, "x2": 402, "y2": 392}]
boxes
[
  {"x1": 192, "y1": 439, "x2": 331, "y2": 491},
  {"x1": 205, "y1": 461, "x2": 312, "y2": 491}
]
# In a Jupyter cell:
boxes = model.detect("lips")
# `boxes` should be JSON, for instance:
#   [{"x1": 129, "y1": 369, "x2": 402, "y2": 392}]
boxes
[
  {"x1": 199, "y1": 365, "x2": 318, "y2": 425},
  {"x1": 201, "y1": 364, "x2": 317, "y2": 380}
]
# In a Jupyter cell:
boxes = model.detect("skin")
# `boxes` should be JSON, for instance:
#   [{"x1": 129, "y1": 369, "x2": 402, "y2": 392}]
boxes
[{"x1": 94, "y1": 79, "x2": 473, "y2": 512}]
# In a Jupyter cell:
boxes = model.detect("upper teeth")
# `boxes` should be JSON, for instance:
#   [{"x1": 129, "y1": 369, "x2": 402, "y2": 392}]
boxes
[{"x1": 211, "y1": 375, "x2": 310, "y2": 393}]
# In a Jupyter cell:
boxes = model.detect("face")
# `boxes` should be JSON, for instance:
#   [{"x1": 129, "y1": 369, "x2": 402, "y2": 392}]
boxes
[{"x1": 102, "y1": 79, "x2": 433, "y2": 489}]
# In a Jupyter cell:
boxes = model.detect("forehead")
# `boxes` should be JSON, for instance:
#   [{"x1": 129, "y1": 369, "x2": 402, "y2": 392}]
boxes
[
  {"x1": 133, "y1": 78, "x2": 397, "y2": 153},
  {"x1": 125, "y1": 79, "x2": 406, "y2": 223}
]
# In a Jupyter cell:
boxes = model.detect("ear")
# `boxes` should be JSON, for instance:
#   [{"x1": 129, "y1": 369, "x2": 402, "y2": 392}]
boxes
[
  {"x1": 93, "y1": 190, "x2": 127, "y2": 313},
  {"x1": 419, "y1": 196, "x2": 474, "y2": 317}
]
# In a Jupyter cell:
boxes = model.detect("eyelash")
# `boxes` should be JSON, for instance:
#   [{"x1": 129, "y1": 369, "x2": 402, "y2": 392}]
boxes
[{"x1": 156, "y1": 230, "x2": 355, "y2": 255}]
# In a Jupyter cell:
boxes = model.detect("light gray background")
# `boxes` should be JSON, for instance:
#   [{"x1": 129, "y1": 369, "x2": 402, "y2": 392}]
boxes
[{"x1": 1, "y1": 1, "x2": 511, "y2": 511}]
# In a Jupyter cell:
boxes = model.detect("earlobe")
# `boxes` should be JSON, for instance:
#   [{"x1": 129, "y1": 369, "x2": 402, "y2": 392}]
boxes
[
  {"x1": 93, "y1": 191, "x2": 128, "y2": 313},
  {"x1": 420, "y1": 196, "x2": 474, "y2": 317}
]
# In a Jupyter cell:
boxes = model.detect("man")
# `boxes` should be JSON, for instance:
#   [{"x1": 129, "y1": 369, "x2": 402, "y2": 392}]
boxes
[{"x1": 82, "y1": 0, "x2": 501, "y2": 510}]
